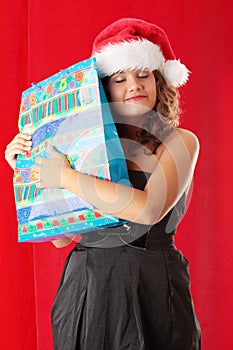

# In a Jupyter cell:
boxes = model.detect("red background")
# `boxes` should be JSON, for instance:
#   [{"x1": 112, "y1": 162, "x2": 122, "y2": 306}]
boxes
[{"x1": 0, "y1": 1, "x2": 232, "y2": 349}]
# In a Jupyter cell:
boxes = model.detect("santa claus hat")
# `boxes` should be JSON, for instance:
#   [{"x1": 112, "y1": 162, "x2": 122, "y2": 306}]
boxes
[{"x1": 92, "y1": 18, "x2": 190, "y2": 87}]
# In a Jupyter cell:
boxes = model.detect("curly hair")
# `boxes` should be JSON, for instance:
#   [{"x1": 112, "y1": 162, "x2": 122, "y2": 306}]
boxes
[{"x1": 153, "y1": 70, "x2": 181, "y2": 127}]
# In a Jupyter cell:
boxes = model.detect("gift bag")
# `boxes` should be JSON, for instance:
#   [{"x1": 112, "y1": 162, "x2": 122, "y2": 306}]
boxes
[{"x1": 14, "y1": 57, "x2": 129, "y2": 242}]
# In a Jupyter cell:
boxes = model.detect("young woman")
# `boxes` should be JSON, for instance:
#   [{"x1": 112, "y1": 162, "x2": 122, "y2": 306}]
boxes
[{"x1": 5, "y1": 18, "x2": 201, "y2": 350}]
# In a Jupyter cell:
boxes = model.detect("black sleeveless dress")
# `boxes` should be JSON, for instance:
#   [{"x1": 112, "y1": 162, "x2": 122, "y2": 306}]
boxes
[{"x1": 51, "y1": 170, "x2": 201, "y2": 350}]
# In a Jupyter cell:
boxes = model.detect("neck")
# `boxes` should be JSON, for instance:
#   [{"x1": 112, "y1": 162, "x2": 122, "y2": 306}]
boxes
[{"x1": 116, "y1": 123, "x2": 143, "y2": 140}]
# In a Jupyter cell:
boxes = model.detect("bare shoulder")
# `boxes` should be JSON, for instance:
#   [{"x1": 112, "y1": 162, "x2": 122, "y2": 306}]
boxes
[
  {"x1": 156, "y1": 127, "x2": 200, "y2": 162},
  {"x1": 156, "y1": 128, "x2": 200, "y2": 162},
  {"x1": 174, "y1": 128, "x2": 200, "y2": 154},
  {"x1": 176, "y1": 128, "x2": 199, "y2": 142}
]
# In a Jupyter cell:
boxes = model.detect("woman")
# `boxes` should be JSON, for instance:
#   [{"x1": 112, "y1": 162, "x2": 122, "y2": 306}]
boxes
[{"x1": 5, "y1": 18, "x2": 201, "y2": 350}]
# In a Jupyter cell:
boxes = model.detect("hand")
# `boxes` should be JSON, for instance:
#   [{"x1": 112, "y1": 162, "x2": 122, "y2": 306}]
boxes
[
  {"x1": 33, "y1": 145, "x2": 72, "y2": 189},
  {"x1": 5, "y1": 133, "x2": 32, "y2": 170}
]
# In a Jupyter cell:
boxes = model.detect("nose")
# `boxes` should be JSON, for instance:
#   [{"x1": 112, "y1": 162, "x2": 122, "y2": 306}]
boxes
[{"x1": 127, "y1": 76, "x2": 143, "y2": 92}]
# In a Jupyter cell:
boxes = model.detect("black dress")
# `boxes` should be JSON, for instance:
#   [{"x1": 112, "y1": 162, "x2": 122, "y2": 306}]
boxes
[{"x1": 51, "y1": 170, "x2": 201, "y2": 350}]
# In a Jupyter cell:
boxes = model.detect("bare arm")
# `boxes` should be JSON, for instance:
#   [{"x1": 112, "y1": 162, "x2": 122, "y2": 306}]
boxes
[{"x1": 35, "y1": 128, "x2": 199, "y2": 226}]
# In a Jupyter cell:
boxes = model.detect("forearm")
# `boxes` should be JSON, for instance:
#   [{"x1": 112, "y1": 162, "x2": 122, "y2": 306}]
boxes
[
  {"x1": 35, "y1": 129, "x2": 199, "y2": 227},
  {"x1": 62, "y1": 167, "x2": 152, "y2": 224}
]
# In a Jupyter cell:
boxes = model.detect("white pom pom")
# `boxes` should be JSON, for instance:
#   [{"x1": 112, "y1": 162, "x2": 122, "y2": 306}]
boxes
[{"x1": 163, "y1": 59, "x2": 190, "y2": 87}]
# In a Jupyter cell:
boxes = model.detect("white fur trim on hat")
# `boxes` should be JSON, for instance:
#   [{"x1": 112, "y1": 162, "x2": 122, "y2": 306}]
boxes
[
  {"x1": 94, "y1": 39, "x2": 190, "y2": 87},
  {"x1": 163, "y1": 59, "x2": 190, "y2": 87},
  {"x1": 94, "y1": 39, "x2": 164, "y2": 77}
]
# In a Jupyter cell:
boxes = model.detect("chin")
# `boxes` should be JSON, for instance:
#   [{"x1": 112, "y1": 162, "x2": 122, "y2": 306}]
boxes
[{"x1": 110, "y1": 101, "x2": 153, "y2": 120}]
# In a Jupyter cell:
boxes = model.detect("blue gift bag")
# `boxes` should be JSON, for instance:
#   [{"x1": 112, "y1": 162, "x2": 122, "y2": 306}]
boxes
[{"x1": 14, "y1": 57, "x2": 129, "y2": 242}]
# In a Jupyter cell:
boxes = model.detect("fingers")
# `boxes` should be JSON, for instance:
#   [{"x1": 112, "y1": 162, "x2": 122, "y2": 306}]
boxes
[
  {"x1": 8, "y1": 133, "x2": 31, "y2": 145},
  {"x1": 31, "y1": 158, "x2": 43, "y2": 184},
  {"x1": 34, "y1": 157, "x2": 64, "y2": 188},
  {"x1": 6, "y1": 133, "x2": 68, "y2": 187},
  {"x1": 5, "y1": 133, "x2": 32, "y2": 170},
  {"x1": 6, "y1": 133, "x2": 32, "y2": 154},
  {"x1": 33, "y1": 165, "x2": 42, "y2": 173},
  {"x1": 30, "y1": 169, "x2": 39, "y2": 181}
]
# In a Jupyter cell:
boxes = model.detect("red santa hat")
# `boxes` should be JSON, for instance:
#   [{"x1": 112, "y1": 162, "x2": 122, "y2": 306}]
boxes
[{"x1": 92, "y1": 18, "x2": 190, "y2": 87}]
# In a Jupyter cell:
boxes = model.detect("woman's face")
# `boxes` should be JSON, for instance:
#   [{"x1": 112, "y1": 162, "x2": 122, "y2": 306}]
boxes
[{"x1": 107, "y1": 69, "x2": 157, "y2": 118}]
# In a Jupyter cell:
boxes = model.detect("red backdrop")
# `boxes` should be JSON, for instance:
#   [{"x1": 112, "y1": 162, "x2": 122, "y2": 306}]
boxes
[{"x1": 0, "y1": 1, "x2": 232, "y2": 349}]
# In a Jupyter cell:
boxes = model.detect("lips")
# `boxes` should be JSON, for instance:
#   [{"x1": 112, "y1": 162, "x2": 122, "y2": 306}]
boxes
[{"x1": 125, "y1": 95, "x2": 147, "y2": 102}]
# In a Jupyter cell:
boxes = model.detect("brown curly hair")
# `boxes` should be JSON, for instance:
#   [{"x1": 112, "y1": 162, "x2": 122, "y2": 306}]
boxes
[{"x1": 153, "y1": 70, "x2": 181, "y2": 127}]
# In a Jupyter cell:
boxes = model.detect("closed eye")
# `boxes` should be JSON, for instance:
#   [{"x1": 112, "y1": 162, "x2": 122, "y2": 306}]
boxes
[
  {"x1": 137, "y1": 69, "x2": 150, "y2": 78},
  {"x1": 138, "y1": 74, "x2": 149, "y2": 78},
  {"x1": 110, "y1": 74, "x2": 126, "y2": 83},
  {"x1": 114, "y1": 78, "x2": 126, "y2": 83}
]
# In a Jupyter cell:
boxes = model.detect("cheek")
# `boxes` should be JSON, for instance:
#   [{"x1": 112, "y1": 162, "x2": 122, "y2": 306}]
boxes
[
  {"x1": 147, "y1": 74, "x2": 156, "y2": 97},
  {"x1": 148, "y1": 85, "x2": 157, "y2": 108},
  {"x1": 110, "y1": 91, "x2": 121, "y2": 102},
  {"x1": 107, "y1": 83, "x2": 123, "y2": 102}
]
